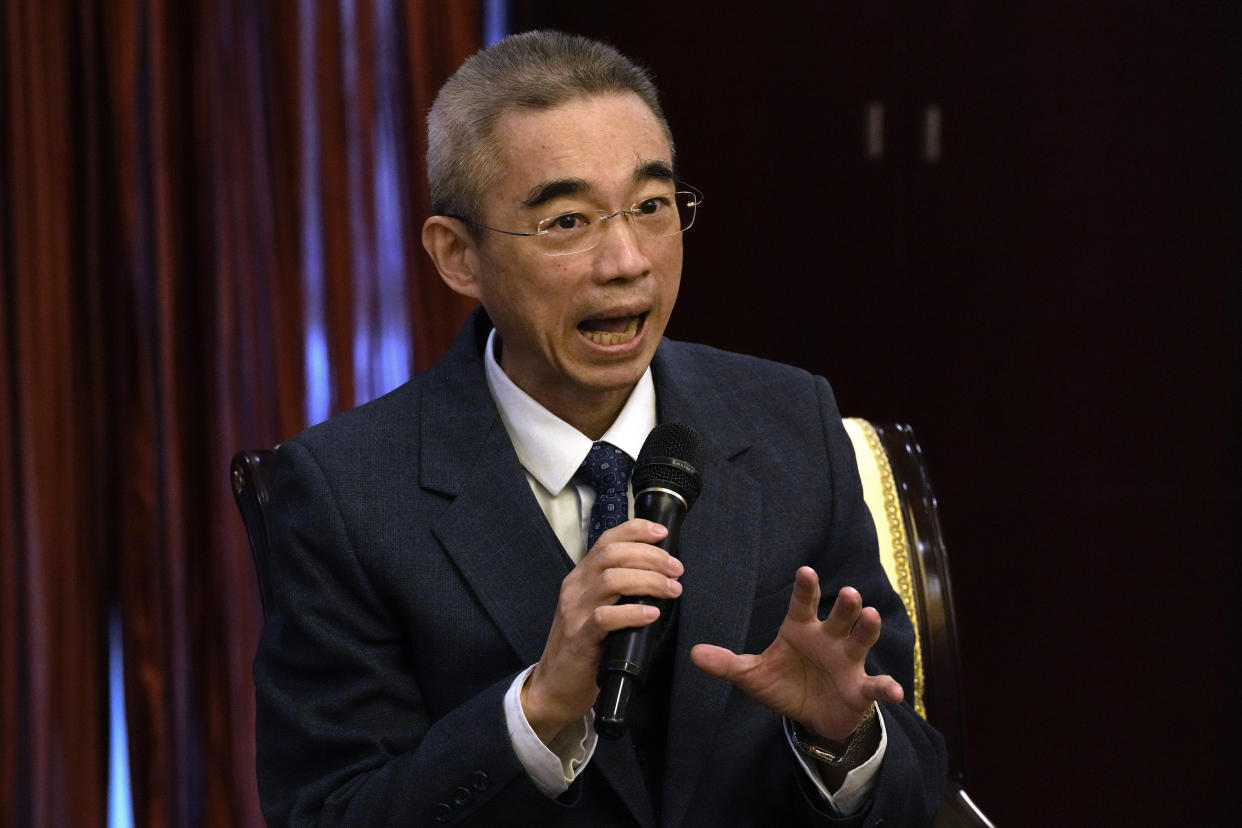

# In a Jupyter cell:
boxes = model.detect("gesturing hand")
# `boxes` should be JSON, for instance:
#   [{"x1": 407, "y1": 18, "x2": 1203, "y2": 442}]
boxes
[
  {"x1": 690, "y1": 565, "x2": 903, "y2": 744},
  {"x1": 521, "y1": 519, "x2": 684, "y2": 746}
]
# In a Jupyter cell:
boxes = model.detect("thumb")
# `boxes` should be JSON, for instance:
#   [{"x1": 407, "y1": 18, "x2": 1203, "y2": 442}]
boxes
[
  {"x1": 863, "y1": 674, "x2": 905, "y2": 705},
  {"x1": 690, "y1": 643, "x2": 754, "y2": 681}
]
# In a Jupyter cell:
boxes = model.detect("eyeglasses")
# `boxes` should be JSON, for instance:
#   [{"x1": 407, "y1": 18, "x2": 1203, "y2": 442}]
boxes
[{"x1": 453, "y1": 185, "x2": 703, "y2": 257}]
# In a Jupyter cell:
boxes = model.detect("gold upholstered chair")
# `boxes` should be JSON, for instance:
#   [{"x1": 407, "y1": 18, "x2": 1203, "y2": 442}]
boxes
[{"x1": 842, "y1": 418, "x2": 993, "y2": 828}]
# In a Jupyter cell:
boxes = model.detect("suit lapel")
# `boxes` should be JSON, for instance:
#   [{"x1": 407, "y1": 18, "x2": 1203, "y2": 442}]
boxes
[
  {"x1": 420, "y1": 313, "x2": 567, "y2": 667},
  {"x1": 421, "y1": 312, "x2": 657, "y2": 828},
  {"x1": 652, "y1": 344, "x2": 763, "y2": 828},
  {"x1": 431, "y1": 420, "x2": 570, "y2": 666}
]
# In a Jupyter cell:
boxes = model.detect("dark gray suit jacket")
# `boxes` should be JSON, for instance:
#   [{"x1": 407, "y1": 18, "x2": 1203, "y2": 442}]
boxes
[{"x1": 254, "y1": 310, "x2": 946, "y2": 826}]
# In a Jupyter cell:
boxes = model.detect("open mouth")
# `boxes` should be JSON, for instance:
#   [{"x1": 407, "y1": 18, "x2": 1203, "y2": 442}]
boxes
[{"x1": 577, "y1": 312, "x2": 647, "y2": 346}]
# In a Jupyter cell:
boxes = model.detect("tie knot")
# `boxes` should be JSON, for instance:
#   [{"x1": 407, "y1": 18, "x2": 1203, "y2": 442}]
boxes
[{"x1": 575, "y1": 441, "x2": 634, "y2": 495}]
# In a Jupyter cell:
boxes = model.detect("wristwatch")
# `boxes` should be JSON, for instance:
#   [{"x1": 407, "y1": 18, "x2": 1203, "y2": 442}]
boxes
[{"x1": 788, "y1": 705, "x2": 878, "y2": 768}]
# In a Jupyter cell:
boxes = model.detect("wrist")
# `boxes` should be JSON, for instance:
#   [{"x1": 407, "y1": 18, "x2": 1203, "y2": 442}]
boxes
[
  {"x1": 520, "y1": 671, "x2": 571, "y2": 746},
  {"x1": 790, "y1": 705, "x2": 879, "y2": 770}
]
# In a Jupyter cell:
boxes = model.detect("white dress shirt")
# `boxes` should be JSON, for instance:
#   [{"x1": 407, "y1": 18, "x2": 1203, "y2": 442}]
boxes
[{"x1": 482, "y1": 329, "x2": 884, "y2": 814}]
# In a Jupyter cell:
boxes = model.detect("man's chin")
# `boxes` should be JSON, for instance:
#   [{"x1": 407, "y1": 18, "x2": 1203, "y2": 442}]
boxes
[{"x1": 552, "y1": 360, "x2": 647, "y2": 411}]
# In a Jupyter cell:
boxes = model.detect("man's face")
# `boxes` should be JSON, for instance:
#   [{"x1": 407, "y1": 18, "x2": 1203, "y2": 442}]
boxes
[{"x1": 469, "y1": 93, "x2": 682, "y2": 420}]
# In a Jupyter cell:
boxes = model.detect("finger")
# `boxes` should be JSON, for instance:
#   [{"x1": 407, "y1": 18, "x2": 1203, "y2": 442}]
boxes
[
  {"x1": 861, "y1": 674, "x2": 905, "y2": 705},
  {"x1": 584, "y1": 602, "x2": 662, "y2": 639},
  {"x1": 588, "y1": 518, "x2": 669, "y2": 553},
  {"x1": 689, "y1": 643, "x2": 759, "y2": 682},
  {"x1": 585, "y1": 538, "x2": 683, "y2": 578},
  {"x1": 822, "y1": 586, "x2": 862, "y2": 638},
  {"x1": 843, "y1": 606, "x2": 883, "y2": 661},
  {"x1": 587, "y1": 566, "x2": 683, "y2": 605},
  {"x1": 785, "y1": 566, "x2": 822, "y2": 624}
]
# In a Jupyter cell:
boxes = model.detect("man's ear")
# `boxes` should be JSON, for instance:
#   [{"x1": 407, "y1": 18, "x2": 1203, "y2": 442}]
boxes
[{"x1": 422, "y1": 215, "x2": 484, "y2": 301}]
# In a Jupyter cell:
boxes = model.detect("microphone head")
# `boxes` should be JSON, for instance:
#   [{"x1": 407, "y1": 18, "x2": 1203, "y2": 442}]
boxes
[{"x1": 632, "y1": 423, "x2": 703, "y2": 509}]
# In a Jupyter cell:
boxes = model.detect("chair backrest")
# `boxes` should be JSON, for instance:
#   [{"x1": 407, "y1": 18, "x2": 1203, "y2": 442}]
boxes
[
  {"x1": 230, "y1": 449, "x2": 276, "y2": 620},
  {"x1": 843, "y1": 419, "x2": 992, "y2": 827}
]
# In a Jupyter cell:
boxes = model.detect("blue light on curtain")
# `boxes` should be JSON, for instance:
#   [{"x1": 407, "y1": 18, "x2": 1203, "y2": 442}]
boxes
[
  {"x1": 300, "y1": 0, "x2": 421, "y2": 420},
  {"x1": 484, "y1": 0, "x2": 509, "y2": 45},
  {"x1": 341, "y1": 0, "x2": 378, "y2": 404},
  {"x1": 107, "y1": 609, "x2": 134, "y2": 828},
  {"x1": 372, "y1": 0, "x2": 413, "y2": 396},
  {"x1": 301, "y1": 0, "x2": 332, "y2": 425},
  {"x1": 350, "y1": 0, "x2": 414, "y2": 405}
]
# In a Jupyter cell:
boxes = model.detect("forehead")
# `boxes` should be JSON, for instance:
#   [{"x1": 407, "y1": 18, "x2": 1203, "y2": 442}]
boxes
[{"x1": 488, "y1": 93, "x2": 673, "y2": 208}]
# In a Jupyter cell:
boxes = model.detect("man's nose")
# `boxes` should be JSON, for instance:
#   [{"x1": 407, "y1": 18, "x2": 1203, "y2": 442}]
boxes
[{"x1": 591, "y1": 213, "x2": 651, "y2": 280}]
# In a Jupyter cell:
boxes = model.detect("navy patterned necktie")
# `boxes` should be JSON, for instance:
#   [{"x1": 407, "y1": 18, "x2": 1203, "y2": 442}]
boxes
[{"x1": 575, "y1": 441, "x2": 635, "y2": 550}]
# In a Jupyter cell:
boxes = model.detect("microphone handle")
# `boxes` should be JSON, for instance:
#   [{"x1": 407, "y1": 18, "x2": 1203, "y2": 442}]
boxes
[{"x1": 594, "y1": 489, "x2": 687, "y2": 739}]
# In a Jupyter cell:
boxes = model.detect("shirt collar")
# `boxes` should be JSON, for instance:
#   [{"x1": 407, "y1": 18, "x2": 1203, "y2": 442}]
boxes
[{"x1": 483, "y1": 328, "x2": 657, "y2": 494}]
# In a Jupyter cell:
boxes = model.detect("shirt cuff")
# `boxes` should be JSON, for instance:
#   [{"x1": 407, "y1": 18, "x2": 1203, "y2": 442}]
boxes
[
  {"x1": 783, "y1": 704, "x2": 888, "y2": 816},
  {"x1": 503, "y1": 665, "x2": 598, "y2": 798}
]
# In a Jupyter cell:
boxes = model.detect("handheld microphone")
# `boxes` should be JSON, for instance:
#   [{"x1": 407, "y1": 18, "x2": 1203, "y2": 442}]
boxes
[{"x1": 594, "y1": 422, "x2": 703, "y2": 740}]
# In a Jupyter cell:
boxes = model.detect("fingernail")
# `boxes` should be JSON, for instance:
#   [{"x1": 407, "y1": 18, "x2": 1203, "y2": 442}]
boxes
[
  {"x1": 668, "y1": 578, "x2": 683, "y2": 595},
  {"x1": 668, "y1": 557, "x2": 684, "y2": 575}
]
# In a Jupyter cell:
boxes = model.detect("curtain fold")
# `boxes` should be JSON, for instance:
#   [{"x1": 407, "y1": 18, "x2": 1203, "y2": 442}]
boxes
[
  {"x1": 1, "y1": 1, "x2": 480, "y2": 824},
  {"x1": 2, "y1": 3, "x2": 110, "y2": 824}
]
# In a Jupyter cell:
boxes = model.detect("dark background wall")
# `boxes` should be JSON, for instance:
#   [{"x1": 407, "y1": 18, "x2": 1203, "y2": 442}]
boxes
[{"x1": 516, "y1": 2, "x2": 1239, "y2": 824}]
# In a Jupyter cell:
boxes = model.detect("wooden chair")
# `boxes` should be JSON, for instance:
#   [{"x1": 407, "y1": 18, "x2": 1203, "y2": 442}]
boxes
[
  {"x1": 843, "y1": 419, "x2": 993, "y2": 827},
  {"x1": 231, "y1": 422, "x2": 993, "y2": 825},
  {"x1": 230, "y1": 449, "x2": 276, "y2": 620}
]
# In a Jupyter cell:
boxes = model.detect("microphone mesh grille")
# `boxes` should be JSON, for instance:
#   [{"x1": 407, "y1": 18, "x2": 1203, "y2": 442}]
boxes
[{"x1": 632, "y1": 423, "x2": 703, "y2": 508}]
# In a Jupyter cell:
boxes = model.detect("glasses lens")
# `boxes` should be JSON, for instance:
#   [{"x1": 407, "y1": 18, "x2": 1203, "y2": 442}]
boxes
[
  {"x1": 620, "y1": 191, "x2": 700, "y2": 240},
  {"x1": 536, "y1": 211, "x2": 598, "y2": 256}
]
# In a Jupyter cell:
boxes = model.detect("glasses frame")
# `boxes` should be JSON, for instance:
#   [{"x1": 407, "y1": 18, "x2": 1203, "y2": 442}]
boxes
[{"x1": 449, "y1": 182, "x2": 703, "y2": 257}]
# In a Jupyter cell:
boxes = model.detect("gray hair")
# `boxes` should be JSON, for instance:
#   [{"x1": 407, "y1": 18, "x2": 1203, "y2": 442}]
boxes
[{"x1": 426, "y1": 30, "x2": 674, "y2": 225}]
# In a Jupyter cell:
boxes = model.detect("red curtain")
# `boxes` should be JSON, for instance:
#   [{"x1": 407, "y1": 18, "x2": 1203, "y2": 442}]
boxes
[{"x1": 1, "y1": 1, "x2": 479, "y2": 824}]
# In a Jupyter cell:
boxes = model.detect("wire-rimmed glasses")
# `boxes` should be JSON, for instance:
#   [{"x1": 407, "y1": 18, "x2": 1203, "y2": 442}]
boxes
[{"x1": 454, "y1": 184, "x2": 703, "y2": 256}]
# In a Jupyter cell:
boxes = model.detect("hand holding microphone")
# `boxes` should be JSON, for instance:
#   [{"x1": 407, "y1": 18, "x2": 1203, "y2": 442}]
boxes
[
  {"x1": 594, "y1": 423, "x2": 703, "y2": 739},
  {"x1": 520, "y1": 423, "x2": 703, "y2": 747}
]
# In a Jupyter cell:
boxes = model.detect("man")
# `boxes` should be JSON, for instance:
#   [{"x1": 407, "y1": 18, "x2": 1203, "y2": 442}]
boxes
[{"x1": 255, "y1": 30, "x2": 946, "y2": 826}]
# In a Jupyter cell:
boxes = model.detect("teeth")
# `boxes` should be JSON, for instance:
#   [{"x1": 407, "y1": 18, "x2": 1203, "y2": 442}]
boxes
[{"x1": 581, "y1": 316, "x2": 640, "y2": 346}]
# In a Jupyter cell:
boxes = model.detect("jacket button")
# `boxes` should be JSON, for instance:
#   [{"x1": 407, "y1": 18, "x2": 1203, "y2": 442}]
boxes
[
  {"x1": 471, "y1": 770, "x2": 489, "y2": 791},
  {"x1": 434, "y1": 802, "x2": 451, "y2": 823},
  {"x1": 451, "y1": 786, "x2": 472, "y2": 806}
]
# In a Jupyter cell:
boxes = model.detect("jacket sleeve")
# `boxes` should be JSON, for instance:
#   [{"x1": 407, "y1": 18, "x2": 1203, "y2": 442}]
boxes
[{"x1": 253, "y1": 439, "x2": 577, "y2": 827}]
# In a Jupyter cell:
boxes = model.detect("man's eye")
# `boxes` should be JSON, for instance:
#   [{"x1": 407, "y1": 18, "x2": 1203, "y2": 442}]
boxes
[
  {"x1": 637, "y1": 196, "x2": 671, "y2": 216},
  {"x1": 548, "y1": 213, "x2": 588, "y2": 232}
]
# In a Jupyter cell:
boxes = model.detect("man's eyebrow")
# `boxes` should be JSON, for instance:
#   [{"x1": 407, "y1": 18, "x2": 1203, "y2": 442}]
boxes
[
  {"x1": 522, "y1": 178, "x2": 590, "y2": 210},
  {"x1": 636, "y1": 160, "x2": 675, "y2": 183},
  {"x1": 520, "y1": 161, "x2": 675, "y2": 210}
]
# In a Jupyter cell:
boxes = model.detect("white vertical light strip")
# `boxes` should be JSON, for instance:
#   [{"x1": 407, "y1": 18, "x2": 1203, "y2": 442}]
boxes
[
  {"x1": 923, "y1": 104, "x2": 943, "y2": 163},
  {"x1": 107, "y1": 609, "x2": 134, "y2": 828},
  {"x1": 301, "y1": 0, "x2": 331, "y2": 423},
  {"x1": 483, "y1": 0, "x2": 509, "y2": 45},
  {"x1": 865, "y1": 101, "x2": 885, "y2": 160}
]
